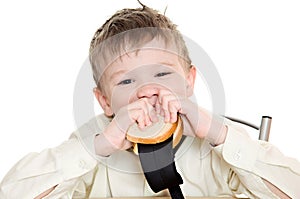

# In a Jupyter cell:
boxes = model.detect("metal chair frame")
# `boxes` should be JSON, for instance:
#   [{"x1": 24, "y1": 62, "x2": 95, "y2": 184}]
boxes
[{"x1": 225, "y1": 116, "x2": 272, "y2": 141}]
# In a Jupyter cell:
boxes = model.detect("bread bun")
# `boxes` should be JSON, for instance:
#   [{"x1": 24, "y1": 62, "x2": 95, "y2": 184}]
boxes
[{"x1": 127, "y1": 115, "x2": 183, "y2": 154}]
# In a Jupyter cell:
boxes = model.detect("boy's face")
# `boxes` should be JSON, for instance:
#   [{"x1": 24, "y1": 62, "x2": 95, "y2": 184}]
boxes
[{"x1": 94, "y1": 44, "x2": 196, "y2": 117}]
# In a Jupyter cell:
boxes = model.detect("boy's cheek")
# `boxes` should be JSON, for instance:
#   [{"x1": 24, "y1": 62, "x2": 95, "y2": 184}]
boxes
[
  {"x1": 110, "y1": 91, "x2": 132, "y2": 113},
  {"x1": 108, "y1": 79, "x2": 189, "y2": 113},
  {"x1": 164, "y1": 76, "x2": 190, "y2": 95}
]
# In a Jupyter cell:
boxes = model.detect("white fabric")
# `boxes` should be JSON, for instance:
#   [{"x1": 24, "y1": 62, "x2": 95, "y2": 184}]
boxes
[{"x1": 1, "y1": 114, "x2": 299, "y2": 199}]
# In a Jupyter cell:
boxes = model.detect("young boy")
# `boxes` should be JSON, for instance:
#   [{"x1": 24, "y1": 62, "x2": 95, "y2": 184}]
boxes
[{"x1": 1, "y1": 3, "x2": 299, "y2": 199}]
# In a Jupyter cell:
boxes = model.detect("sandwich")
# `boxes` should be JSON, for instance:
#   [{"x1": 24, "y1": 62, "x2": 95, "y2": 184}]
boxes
[{"x1": 126, "y1": 115, "x2": 183, "y2": 154}]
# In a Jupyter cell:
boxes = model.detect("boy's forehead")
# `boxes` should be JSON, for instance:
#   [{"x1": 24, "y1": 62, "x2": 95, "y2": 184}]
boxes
[
  {"x1": 106, "y1": 49, "x2": 180, "y2": 75},
  {"x1": 99, "y1": 38, "x2": 182, "y2": 78}
]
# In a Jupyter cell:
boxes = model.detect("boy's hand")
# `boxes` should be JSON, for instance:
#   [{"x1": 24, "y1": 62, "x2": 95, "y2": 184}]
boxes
[
  {"x1": 155, "y1": 89, "x2": 197, "y2": 136},
  {"x1": 156, "y1": 89, "x2": 227, "y2": 145},
  {"x1": 95, "y1": 98, "x2": 159, "y2": 156},
  {"x1": 115, "y1": 98, "x2": 159, "y2": 131}
]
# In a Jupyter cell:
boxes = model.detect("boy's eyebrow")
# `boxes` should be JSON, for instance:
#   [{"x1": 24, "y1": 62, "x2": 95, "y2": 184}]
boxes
[
  {"x1": 110, "y1": 69, "x2": 128, "y2": 81},
  {"x1": 158, "y1": 61, "x2": 176, "y2": 67}
]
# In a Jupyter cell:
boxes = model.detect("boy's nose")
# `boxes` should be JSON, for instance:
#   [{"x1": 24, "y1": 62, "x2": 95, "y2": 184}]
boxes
[{"x1": 137, "y1": 84, "x2": 159, "y2": 99}]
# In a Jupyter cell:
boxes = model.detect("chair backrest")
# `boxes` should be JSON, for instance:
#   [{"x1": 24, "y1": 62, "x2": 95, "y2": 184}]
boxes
[{"x1": 225, "y1": 116, "x2": 272, "y2": 141}]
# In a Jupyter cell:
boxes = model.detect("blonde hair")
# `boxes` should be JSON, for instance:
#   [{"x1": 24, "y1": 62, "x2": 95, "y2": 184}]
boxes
[{"x1": 89, "y1": 4, "x2": 191, "y2": 89}]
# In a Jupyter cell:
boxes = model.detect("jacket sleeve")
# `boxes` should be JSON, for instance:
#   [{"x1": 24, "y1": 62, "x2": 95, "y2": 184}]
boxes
[
  {"x1": 212, "y1": 120, "x2": 300, "y2": 198},
  {"x1": 0, "y1": 136, "x2": 98, "y2": 199}
]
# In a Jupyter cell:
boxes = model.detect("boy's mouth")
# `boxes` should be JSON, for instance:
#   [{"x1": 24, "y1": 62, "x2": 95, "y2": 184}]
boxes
[{"x1": 143, "y1": 96, "x2": 158, "y2": 107}]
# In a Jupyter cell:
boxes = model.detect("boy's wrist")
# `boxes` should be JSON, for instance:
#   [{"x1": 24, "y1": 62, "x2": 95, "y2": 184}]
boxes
[
  {"x1": 94, "y1": 119, "x2": 132, "y2": 157},
  {"x1": 94, "y1": 133, "x2": 118, "y2": 157},
  {"x1": 206, "y1": 122, "x2": 228, "y2": 146},
  {"x1": 184, "y1": 104, "x2": 228, "y2": 145},
  {"x1": 94, "y1": 121, "x2": 123, "y2": 157}
]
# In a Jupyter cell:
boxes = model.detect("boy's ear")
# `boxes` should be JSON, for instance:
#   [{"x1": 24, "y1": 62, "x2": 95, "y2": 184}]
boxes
[
  {"x1": 186, "y1": 65, "x2": 196, "y2": 96},
  {"x1": 93, "y1": 87, "x2": 114, "y2": 116}
]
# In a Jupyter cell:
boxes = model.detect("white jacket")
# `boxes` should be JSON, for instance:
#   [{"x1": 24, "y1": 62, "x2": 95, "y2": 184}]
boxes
[{"x1": 1, "y1": 114, "x2": 299, "y2": 198}]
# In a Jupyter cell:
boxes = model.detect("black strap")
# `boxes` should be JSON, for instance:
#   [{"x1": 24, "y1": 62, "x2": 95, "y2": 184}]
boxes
[{"x1": 138, "y1": 135, "x2": 185, "y2": 199}]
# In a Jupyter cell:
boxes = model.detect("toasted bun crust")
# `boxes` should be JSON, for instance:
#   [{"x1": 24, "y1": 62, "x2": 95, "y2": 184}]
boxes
[
  {"x1": 172, "y1": 115, "x2": 183, "y2": 147},
  {"x1": 127, "y1": 115, "x2": 183, "y2": 154},
  {"x1": 126, "y1": 115, "x2": 176, "y2": 144}
]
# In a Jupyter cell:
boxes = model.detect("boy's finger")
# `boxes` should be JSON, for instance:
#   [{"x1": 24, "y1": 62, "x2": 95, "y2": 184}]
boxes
[
  {"x1": 149, "y1": 106, "x2": 159, "y2": 123},
  {"x1": 155, "y1": 100, "x2": 161, "y2": 115},
  {"x1": 163, "y1": 109, "x2": 170, "y2": 123},
  {"x1": 136, "y1": 112, "x2": 147, "y2": 129},
  {"x1": 169, "y1": 107, "x2": 178, "y2": 123},
  {"x1": 157, "y1": 89, "x2": 172, "y2": 104},
  {"x1": 169, "y1": 100, "x2": 181, "y2": 123}
]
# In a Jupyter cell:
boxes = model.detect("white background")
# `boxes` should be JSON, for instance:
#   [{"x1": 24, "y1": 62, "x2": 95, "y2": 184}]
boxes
[{"x1": 1, "y1": 0, "x2": 300, "y2": 181}]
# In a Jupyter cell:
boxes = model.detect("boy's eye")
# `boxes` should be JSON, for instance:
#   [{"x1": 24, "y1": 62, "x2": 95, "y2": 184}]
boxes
[
  {"x1": 155, "y1": 72, "x2": 172, "y2": 77},
  {"x1": 117, "y1": 79, "x2": 135, "y2": 85}
]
